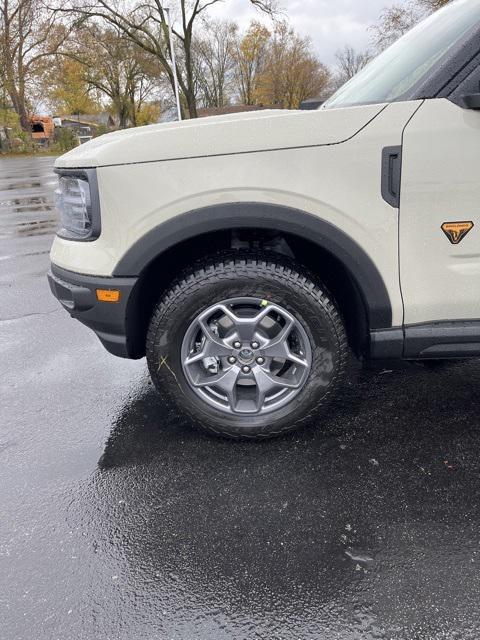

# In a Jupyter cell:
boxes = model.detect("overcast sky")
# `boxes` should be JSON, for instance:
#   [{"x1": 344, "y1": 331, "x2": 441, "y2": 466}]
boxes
[{"x1": 209, "y1": 0, "x2": 400, "y2": 65}]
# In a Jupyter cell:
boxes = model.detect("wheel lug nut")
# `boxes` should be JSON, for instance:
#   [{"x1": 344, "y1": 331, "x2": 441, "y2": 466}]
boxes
[
  {"x1": 251, "y1": 341, "x2": 260, "y2": 349},
  {"x1": 256, "y1": 357, "x2": 265, "y2": 365},
  {"x1": 228, "y1": 356, "x2": 236, "y2": 365},
  {"x1": 233, "y1": 341, "x2": 242, "y2": 349},
  {"x1": 242, "y1": 365, "x2": 251, "y2": 374}
]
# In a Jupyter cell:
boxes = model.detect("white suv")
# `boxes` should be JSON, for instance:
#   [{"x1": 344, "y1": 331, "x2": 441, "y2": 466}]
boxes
[{"x1": 49, "y1": 0, "x2": 480, "y2": 438}]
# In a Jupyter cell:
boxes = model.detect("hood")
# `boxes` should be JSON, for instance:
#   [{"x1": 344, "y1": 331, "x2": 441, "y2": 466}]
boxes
[{"x1": 55, "y1": 105, "x2": 386, "y2": 169}]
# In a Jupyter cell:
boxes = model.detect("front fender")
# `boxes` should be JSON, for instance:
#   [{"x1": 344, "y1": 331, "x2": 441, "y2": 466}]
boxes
[{"x1": 113, "y1": 202, "x2": 392, "y2": 330}]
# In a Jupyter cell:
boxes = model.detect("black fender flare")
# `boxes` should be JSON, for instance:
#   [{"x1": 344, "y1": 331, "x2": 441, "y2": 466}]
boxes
[{"x1": 113, "y1": 202, "x2": 392, "y2": 329}]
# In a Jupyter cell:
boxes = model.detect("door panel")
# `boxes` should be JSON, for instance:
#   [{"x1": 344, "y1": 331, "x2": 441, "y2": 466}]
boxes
[{"x1": 400, "y1": 98, "x2": 480, "y2": 325}]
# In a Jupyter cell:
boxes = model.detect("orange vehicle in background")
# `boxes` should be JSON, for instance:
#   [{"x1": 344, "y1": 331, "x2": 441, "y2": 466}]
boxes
[{"x1": 29, "y1": 116, "x2": 55, "y2": 145}]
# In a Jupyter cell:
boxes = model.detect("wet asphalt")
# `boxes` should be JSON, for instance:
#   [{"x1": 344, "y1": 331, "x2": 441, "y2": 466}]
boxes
[{"x1": 2, "y1": 156, "x2": 480, "y2": 640}]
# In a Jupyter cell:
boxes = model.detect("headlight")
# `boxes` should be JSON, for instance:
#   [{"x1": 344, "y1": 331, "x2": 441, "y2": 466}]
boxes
[{"x1": 54, "y1": 170, "x2": 100, "y2": 241}]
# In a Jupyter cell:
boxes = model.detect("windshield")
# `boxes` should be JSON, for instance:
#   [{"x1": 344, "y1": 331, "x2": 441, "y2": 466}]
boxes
[{"x1": 324, "y1": 0, "x2": 480, "y2": 109}]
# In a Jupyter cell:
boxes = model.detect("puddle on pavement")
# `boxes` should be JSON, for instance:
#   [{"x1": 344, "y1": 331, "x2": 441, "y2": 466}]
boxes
[{"x1": 0, "y1": 157, "x2": 58, "y2": 238}]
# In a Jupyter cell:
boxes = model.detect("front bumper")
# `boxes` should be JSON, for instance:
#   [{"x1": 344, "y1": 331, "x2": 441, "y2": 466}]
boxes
[{"x1": 48, "y1": 264, "x2": 138, "y2": 358}]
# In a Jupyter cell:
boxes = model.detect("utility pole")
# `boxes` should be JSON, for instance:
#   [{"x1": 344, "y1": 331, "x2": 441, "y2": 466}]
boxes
[{"x1": 164, "y1": 7, "x2": 182, "y2": 121}]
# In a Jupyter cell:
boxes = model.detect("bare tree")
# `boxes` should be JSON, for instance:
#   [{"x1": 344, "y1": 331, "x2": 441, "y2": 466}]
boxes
[
  {"x1": 56, "y1": 0, "x2": 278, "y2": 118},
  {"x1": 333, "y1": 45, "x2": 371, "y2": 88},
  {"x1": 371, "y1": 0, "x2": 452, "y2": 52},
  {"x1": 194, "y1": 20, "x2": 238, "y2": 108},
  {"x1": 0, "y1": 0, "x2": 72, "y2": 130},
  {"x1": 419, "y1": 0, "x2": 451, "y2": 10},
  {"x1": 370, "y1": 4, "x2": 422, "y2": 51}
]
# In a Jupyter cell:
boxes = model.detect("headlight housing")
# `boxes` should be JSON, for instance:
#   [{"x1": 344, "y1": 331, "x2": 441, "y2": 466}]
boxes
[{"x1": 55, "y1": 169, "x2": 101, "y2": 241}]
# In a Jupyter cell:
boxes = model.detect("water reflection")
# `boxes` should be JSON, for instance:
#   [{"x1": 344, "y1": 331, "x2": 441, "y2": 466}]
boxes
[
  {"x1": 82, "y1": 361, "x2": 480, "y2": 638},
  {"x1": 0, "y1": 156, "x2": 58, "y2": 238},
  {"x1": 93, "y1": 384, "x2": 376, "y2": 637}
]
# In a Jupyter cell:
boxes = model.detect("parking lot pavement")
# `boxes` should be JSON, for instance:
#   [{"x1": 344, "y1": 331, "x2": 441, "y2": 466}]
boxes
[{"x1": 2, "y1": 156, "x2": 480, "y2": 640}]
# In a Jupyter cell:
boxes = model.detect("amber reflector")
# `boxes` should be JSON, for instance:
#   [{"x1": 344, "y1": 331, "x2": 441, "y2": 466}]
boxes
[{"x1": 96, "y1": 289, "x2": 121, "y2": 303}]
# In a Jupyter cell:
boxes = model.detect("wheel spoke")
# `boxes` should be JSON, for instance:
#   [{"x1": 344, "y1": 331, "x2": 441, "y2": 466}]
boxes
[
  {"x1": 261, "y1": 315, "x2": 308, "y2": 369},
  {"x1": 184, "y1": 351, "x2": 207, "y2": 365},
  {"x1": 215, "y1": 366, "x2": 241, "y2": 410},
  {"x1": 254, "y1": 366, "x2": 304, "y2": 391},
  {"x1": 253, "y1": 367, "x2": 277, "y2": 410},
  {"x1": 263, "y1": 314, "x2": 294, "y2": 350},
  {"x1": 191, "y1": 365, "x2": 239, "y2": 391},
  {"x1": 284, "y1": 349, "x2": 310, "y2": 368},
  {"x1": 194, "y1": 316, "x2": 232, "y2": 358},
  {"x1": 184, "y1": 338, "x2": 230, "y2": 366},
  {"x1": 218, "y1": 305, "x2": 258, "y2": 341},
  {"x1": 253, "y1": 366, "x2": 304, "y2": 412},
  {"x1": 190, "y1": 365, "x2": 242, "y2": 412},
  {"x1": 218, "y1": 304, "x2": 277, "y2": 342}
]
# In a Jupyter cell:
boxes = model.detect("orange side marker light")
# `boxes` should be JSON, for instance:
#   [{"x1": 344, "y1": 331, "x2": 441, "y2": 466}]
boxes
[{"x1": 96, "y1": 289, "x2": 121, "y2": 303}]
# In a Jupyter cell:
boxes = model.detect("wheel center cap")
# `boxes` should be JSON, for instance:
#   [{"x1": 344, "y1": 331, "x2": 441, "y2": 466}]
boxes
[{"x1": 238, "y1": 348, "x2": 254, "y2": 364}]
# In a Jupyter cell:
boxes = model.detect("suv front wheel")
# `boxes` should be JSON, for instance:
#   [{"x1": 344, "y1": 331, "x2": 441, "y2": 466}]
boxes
[{"x1": 146, "y1": 253, "x2": 348, "y2": 439}]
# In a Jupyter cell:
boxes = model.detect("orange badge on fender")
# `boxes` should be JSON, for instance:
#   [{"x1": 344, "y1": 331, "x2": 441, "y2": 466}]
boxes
[{"x1": 441, "y1": 221, "x2": 474, "y2": 245}]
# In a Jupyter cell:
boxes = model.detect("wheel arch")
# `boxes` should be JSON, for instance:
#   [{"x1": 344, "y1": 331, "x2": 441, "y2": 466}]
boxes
[{"x1": 119, "y1": 203, "x2": 392, "y2": 358}]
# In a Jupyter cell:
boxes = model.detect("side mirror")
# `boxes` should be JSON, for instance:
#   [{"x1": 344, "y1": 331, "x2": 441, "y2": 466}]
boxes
[{"x1": 461, "y1": 93, "x2": 480, "y2": 109}]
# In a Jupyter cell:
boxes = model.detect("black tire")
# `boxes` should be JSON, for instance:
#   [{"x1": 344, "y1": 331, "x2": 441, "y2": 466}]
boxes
[{"x1": 146, "y1": 253, "x2": 349, "y2": 439}]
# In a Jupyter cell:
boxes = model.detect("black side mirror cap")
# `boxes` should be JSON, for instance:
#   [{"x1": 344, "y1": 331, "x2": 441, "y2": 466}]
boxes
[{"x1": 461, "y1": 93, "x2": 480, "y2": 109}]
